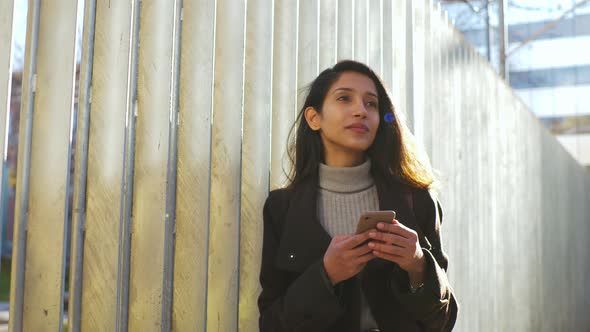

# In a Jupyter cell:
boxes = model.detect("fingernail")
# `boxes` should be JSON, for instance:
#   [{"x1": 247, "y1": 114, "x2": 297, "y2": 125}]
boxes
[
  {"x1": 369, "y1": 232, "x2": 376, "y2": 237},
  {"x1": 368, "y1": 242, "x2": 375, "y2": 248},
  {"x1": 377, "y1": 223, "x2": 384, "y2": 229}
]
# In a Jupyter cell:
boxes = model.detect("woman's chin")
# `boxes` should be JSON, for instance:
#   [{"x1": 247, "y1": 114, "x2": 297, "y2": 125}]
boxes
[
  {"x1": 344, "y1": 140, "x2": 374, "y2": 153},
  {"x1": 341, "y1": 144, "x2": 372, "y2": 156}
]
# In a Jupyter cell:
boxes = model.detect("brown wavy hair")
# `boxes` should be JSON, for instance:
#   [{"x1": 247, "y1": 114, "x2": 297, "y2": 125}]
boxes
[{"x1": 286, "y1": 60, "x2": 437, "y2": 190}]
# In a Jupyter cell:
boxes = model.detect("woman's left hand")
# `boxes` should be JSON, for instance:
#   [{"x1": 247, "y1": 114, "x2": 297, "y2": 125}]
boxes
[{"x1": 367, "y1": 219, "x2": 426, "y2": 274}]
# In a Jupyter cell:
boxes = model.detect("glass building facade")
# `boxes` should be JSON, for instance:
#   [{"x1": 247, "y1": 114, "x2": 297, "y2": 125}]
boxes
[{"x1": 438, "y1": 0, "x2": 590, "y2": 167}]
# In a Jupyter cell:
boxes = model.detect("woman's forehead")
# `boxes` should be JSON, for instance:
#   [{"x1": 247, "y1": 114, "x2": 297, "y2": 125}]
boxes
[{"x1": 330, "y1": 71, "x2": 378, "y2": 96}]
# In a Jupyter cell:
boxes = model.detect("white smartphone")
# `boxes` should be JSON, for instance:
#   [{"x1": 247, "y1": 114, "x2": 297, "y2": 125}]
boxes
[{"x1": 355, "y1": 210, "x2": 396, "y2": 234}]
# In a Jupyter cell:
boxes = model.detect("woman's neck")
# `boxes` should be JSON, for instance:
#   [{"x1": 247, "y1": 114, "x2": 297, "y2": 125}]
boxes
[{"x1": 323, "y1": 150, "x2": 366, "y2": 167}]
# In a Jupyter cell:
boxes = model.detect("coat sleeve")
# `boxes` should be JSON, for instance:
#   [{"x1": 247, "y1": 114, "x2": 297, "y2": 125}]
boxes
[
  {"x1": 390, "y1": 189, "x2": 459, "y2": 332},
  {"x1": 257, "y1": 191, "x2": 346, "y2": 332}
]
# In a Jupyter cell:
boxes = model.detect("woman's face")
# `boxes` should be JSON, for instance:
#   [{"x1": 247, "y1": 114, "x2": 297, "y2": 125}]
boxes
[{"x1": 306, "y1": 71, "x2": 381, "y2": 160}]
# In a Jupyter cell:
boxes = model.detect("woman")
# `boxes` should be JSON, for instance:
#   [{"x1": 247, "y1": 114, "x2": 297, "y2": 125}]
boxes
[{"x1": 258, "y1": 60, "x2": 458, "y2": 332}]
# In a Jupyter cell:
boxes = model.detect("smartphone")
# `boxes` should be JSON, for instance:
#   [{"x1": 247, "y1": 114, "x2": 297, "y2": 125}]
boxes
[{"x1": 355, "y1": 210, "x2": 396, "y2": 234}]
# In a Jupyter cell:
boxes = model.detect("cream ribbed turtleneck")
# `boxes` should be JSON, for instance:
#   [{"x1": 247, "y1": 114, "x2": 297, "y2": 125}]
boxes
[
  {"x1": 317, "y1": 159, "x2": 380, "y2": 236},
  {"x1": 317, "y1": 158, "x2": 380, "y2": 330}
]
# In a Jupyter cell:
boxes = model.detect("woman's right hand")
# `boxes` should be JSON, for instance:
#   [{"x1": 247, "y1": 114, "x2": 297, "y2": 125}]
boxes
[{"x1": 323, "y1": 230, "x2": 376, "y2": 285}]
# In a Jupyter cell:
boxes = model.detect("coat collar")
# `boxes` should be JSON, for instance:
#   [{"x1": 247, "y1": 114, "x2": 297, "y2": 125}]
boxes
[{"x1": 275, "y1": 170, "x2": 425, "y2": 272}]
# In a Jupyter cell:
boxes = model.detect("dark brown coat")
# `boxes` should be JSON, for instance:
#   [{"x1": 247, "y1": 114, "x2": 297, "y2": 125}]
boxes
[{"x1": 258, "y1": 171, "x2": 459, "y2": 331}]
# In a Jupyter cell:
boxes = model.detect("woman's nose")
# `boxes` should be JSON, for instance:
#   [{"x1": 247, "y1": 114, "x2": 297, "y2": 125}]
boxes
[{"x1": 353, "y1": 101, "x2": 368, "y2": 117}]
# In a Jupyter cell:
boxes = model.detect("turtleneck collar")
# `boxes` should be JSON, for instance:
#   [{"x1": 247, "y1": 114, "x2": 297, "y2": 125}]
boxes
[{"x1": 318, "y1": 158, "x2": 374, "y2": 193}]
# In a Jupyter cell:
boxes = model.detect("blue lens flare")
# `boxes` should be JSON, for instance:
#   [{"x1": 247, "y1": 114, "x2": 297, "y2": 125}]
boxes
[{"x1": 384, "y1": 113, "x2": 395, "y2": 123}]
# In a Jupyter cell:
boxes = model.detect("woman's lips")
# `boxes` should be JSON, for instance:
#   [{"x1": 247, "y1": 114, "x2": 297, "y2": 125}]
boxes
[{"x1": 346, "y1": 124, "x2": 369, "y2": 133}]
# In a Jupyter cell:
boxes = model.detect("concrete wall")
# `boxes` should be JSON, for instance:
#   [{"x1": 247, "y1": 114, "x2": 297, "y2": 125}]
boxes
[
  {"x1": 2, "y1": 0, "x2": 589, "y2": 331},
  {"x1": 429, "y1": 27, "x2": 590, "y2": 331}
]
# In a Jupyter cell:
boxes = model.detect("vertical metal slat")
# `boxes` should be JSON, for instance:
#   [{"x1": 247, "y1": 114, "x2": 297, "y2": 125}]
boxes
[
  {"x1": 11, "y1": 0, "x2": 80, "y2": 330},
  {"x1": 0, "y1": 0, "x2": 15, "y2": 268},
  {"x1": 68, "y1": 0, "x2": 96, "y2": 330},
  {"x1": 9, "y1": 1, "x2": 40, "y2": 330},
  {"x1": 127, "y1": 0, "x2": 178, "y2": 329},
  {"x1": 368, "y1": 0, "x2": 382, "y2": 75},
  {"x1": 238, "y1": 0, "x2": 273, "y2": 330},
  {"x1": 116, "y1": 0, "x2": 141, "y2": 331},
  {"x1": 382, "y1": 0, "x2": 393, "y2": 90},
  {"x1": 391, "y1": 0, "x2": 407, "y2": 119},
  {"x1": 172, "y1": 0, "x2": 216, "y2": 329},
  {"x1": 353, "y1": 0, "x2": 368, "y2": 63},
  {"x1": 319, "y1": 0, "x2": 337, "y2": 71},
  {"x1": 270, "y1": 0, "x2": 298, "y2": 190},
  {"x1": 161, "y1": 0, "x2": 183, "y2": 330},
  {"x1": 297, "y1": 0, "x2": 319, "y2": 111},
  {"x1": 205, "y1": 0, "x2": 246, "y2": 330},
  {"x1": 337, "y1": 0, "x2": 354, "y2": 61}
]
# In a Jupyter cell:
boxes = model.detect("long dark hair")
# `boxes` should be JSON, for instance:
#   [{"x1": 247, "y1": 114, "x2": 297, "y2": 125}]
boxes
[{"x1": 286, "y1": 60, "x2": 436, "y2": 190}]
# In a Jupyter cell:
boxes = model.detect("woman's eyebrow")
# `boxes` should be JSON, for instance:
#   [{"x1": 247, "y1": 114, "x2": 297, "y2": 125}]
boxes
[{"x1": 332, "y1": 87, "x2": 378, "y2": 98}]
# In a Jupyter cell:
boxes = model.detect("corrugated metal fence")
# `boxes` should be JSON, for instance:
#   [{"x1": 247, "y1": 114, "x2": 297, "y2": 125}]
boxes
[{"x1": 1, "y1": 0, "x2": 589, "y2": 331}]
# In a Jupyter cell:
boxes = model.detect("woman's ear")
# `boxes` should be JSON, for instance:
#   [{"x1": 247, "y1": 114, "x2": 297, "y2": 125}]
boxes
[{"x1": 304, "y1": 106, "x2": 321, "y2": 131}]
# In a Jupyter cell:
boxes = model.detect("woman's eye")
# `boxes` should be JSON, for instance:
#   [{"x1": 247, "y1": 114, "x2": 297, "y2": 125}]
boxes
[
  {"x1": 366, "y1": 101, "x2": 378, "y2": 108},
  {"x1": 337, "y1": 95, "x2": 350, "y2": 101}
]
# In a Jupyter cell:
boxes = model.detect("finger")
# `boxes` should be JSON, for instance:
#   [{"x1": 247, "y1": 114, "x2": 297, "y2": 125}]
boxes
[
  {"x1": 341, "y1": 231, "x2": 372, "y2": 249},
  {"x1": 376, "y1": 222, "x2": 414, "y2": 239},
  {"x1": 355, "y1": 251, "x2": 376, "y2": 264},
  {"x1": 349, "y1": 243, "x2": 373, "y2": 257},
  {"x1": 393, "y1": 219, "x2": 414, "y2": 232},
  {"x1": 373, "y1": 250, "x2": 403, "y2": 263},
  {"x1": 385, "y1": 218, "x2": 398, "y2": 225},
  {"x1": 368, "y1": 231, "x2": 410, "y2": 248},
  {"x1": 369, "y1": 241, "x2": 407, "y2": 256}
]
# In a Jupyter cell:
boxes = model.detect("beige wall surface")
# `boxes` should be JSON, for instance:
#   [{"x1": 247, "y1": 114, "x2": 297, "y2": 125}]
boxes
[{"x1": 5, "y1": 0, "x2": 589, "y2": 331}]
